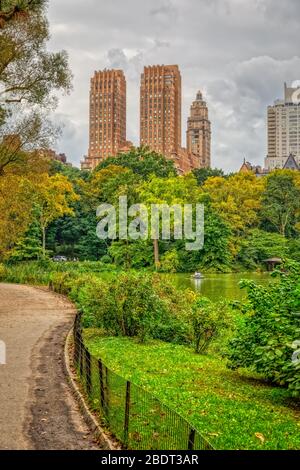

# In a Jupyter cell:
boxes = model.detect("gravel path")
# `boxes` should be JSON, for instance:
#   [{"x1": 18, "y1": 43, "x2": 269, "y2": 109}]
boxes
[{"x1": 0, "y1": 283, "x2": 99, "y2": 450}]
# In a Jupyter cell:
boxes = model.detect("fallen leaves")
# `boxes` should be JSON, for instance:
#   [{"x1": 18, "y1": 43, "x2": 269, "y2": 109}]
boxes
[{"x1": 255, "y1": 432, "x2": 266, "y2": 444}]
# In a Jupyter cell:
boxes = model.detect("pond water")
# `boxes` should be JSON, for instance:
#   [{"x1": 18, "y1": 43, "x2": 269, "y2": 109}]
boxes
[{"x1": 166, "y1": 272, "x2": 271, "y2": 302}]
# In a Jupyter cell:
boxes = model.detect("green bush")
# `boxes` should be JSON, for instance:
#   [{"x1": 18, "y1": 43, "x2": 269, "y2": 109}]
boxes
[
  {"x1": 70, "y1": 275, "x2": 112, "y2": 328},
  {"x1": 67, "y1": 271, "x2": 193, "y2": 344},
  {"x1": 288, "y1": 238, "x2": 300, "y2": 262},
  {"x1": 192, "y1": 297, "x2": 233, "y2": 354},
  {"x1": 0, "y1": 263, "x2": 6, "y2": 280},
  {"x1": 228, "y1": 261, "x2": 300, "y2": 396},
  {"x1": 49, "y1": 271, "x2": 77, "y2": 295},
  {"x1": 0, "y1": 261, "x2": 52, "y2": 285},
  {"x1": 101, "y1": 254, "x2": 113, "y2": 264},
  {"x1": 159, "y1": 250, "x2": 180, "y2": 273},
  {"x1": 0, "y1": 260, "x2": 118, "y2": 286}
]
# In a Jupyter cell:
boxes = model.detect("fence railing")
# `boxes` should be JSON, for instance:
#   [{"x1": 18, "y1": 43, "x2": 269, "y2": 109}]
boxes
[{"x1": 73, "y1": 313, "x2": 214, "y2": 451}]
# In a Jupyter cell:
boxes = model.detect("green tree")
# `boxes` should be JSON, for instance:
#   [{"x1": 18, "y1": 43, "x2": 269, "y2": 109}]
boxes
[
  {"x1": 47, "y1": 161, "x2": 103, "y2": 260},
  {"x1": 236, "y1": 229, "x2": 288, "y2": 270},
  {"x1": 92, "y1": 165, "x2": 140, "y2": 206},
  {"x1": 95, "y1": 146, "x2": 177, "y2": 180},
  {"x1": 261, "y1": 171, "x2": 300, "y2": 237},
  {"x1": 192, "y1": 167, "x2": 224, "y2": 186},
  {"x1": 9, "y1": 215, "x2": 42, "y2": 261},
  {"x1": 49, "y1": 159, "x2": 89, "y2": 182},
  {"x1": 108, "y1": 240, "x2": 153, "y2": 269},
  {"x1": 0, "y1": 0, "x2": 72, "y2": 171},
  {"x1": 138, "y1": 173, "x2": 203, "y2": 268},
  {"x1": 175, "y1": 209, "x2": 232, "y2": 272},
  {"x1": 0, "y1": 1, "x2": 44, "y2": 28}
]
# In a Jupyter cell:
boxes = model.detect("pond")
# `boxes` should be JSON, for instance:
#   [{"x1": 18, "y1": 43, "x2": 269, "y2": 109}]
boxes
[{"x1": 166, "y1": 272, "x2": 271, "y2": 302}]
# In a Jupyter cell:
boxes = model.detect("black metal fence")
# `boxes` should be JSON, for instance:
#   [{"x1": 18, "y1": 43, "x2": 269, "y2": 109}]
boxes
[{"x1": 73, "y1": 314, "x2": 214, "y2": 450}]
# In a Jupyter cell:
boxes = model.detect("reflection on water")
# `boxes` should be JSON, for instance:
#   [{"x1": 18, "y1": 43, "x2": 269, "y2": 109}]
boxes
[
  {"x1": 166, "y1": 272, "x2": 271, "y2": 302},
  {"x1": 193, "y1": 278, "x2": 203, "y2": 291}
]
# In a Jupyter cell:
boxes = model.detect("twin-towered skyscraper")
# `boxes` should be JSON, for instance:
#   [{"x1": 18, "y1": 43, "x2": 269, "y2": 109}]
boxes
[{"x1": 81, "y1": 65, "x2": 211, "y2": 172}]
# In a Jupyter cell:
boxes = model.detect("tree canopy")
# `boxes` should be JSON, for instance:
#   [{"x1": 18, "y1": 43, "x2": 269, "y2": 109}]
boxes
[{"x1": 0, "y1": 0, "x2": 72, "y2": 170}]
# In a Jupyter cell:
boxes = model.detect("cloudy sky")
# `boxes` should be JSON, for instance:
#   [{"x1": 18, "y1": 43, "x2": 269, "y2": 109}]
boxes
[{"x1": 47, "y1": 0, "x2": 300, "y2": 172}]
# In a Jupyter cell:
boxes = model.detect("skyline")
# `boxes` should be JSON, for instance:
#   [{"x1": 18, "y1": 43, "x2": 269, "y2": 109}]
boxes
[
  {"x1": 81, "y1": 64, "x2": 211, "y2": 172},
  {"x1": 47, "y1": 0, "x2": 300, "y2": 171}
]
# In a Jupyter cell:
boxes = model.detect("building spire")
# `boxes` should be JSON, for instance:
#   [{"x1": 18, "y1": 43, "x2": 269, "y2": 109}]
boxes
[
  {"x1": 187, "y1": 90, "x2": 211, "y2": 168},
  {"x1": 196, "y1": 90, "x2": 203, "y2": 101}
]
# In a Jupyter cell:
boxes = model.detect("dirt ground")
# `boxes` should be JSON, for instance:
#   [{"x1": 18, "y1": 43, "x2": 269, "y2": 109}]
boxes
[{"x1": 0, "y1": 283, "x2": 100, "y2": 450}]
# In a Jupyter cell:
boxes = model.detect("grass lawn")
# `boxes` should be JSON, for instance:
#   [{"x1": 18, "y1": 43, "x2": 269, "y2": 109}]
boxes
[{"x1": 85, "y1": 331, "x2": 300, "y2": 450}]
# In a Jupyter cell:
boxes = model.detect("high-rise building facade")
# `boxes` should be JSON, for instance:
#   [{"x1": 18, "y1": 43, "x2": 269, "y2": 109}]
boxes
[
  {"x1": 81, "y1": 69, "x2": 127, "y2": 170},
  {"x1": 140, "y1": 65, "x2": 181, "y2": 158},
  {"x1": 186, "y1": 91, "x2": 211, "y2": 168},
  {"x1": 265, "y1": 83, "x2": 300, "y2": 170}
]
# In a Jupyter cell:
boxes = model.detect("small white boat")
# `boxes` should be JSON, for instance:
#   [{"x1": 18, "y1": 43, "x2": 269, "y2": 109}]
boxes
[{"x1": 192, "y1": 272, "x2": 204, "y2": 279}]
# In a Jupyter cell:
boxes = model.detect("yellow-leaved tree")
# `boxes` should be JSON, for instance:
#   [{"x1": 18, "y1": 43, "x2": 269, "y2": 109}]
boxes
[
  {"x1": 0, "y1": 174, "x2": 34, "y2": 259},
  {"x1": 33, "y1": 173, "x2": 79, "y2": 257},
  {"x1": 138, "y1": 173, "x2": 203, "y2": 268},
  {"x1": 203, "y1": 172, "x2": 265, "y2": 235},
  {"x1": 202, "y1": 172, "x2": 265, "y2": 258}
]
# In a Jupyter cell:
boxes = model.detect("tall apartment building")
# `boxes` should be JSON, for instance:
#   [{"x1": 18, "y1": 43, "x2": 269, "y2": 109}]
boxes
[
  {"x1": 186, "y1": 91, "x2": 211, "y2": 168},
  {"x1": 81, "y1": 69, "x2": 127, "y2": 170},
  {"x1": 265, "y1": 83, "x2": 300, "y2": 170},
  {"x1": 140, "y1": 65, "x2": 182, "y2": 159}
]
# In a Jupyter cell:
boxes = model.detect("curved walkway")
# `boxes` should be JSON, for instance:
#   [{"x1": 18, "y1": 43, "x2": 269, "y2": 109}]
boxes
[{"x1": 0, "y1": 283, "x2": 99, "y2": 450}]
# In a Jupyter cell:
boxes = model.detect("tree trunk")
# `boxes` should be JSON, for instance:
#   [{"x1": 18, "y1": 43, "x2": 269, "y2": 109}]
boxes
[
  {"x1": 153, "y1": 238, "x2": 160, "y2": 270},
  {"x1": 42, "y1": 226, "x2": 46, "y2": 258}
]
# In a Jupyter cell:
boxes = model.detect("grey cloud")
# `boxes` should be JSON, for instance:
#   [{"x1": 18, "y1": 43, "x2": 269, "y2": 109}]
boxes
[
  {"x1": 149, "y1": 0, "x2": 177, "y2": 19},
  {"x1": 262, "y1": 0, "x2": 300, "y2": 22},
  {"x1": 107, "y1": 49, "x2": 128, "y2": 70},
  {"x1": 153, "y1": 39, "x2": 170, "y2": 48}
]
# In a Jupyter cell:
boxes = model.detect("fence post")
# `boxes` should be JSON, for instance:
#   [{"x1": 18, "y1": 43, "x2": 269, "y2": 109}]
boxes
[
  {"x1": 188, "y1": 428, "x2": 196, "y2": 450},
  {"x1": 98, "y1": 360, "x2": 106, "y2": 413},
  {"x1": 79, "y1": 340, "x2": 84, "y2": 377},
  {"x1": 85, "y1": 349, "x2": 92, "y2": 395},
  {"x1": 124, "y1": 381, "x2": 131, "y2": 447}
]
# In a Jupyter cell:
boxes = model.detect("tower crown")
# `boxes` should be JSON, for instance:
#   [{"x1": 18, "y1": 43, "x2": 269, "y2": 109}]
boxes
[
  {"x1": 196, "y1": 90, "x2": 203, "y2": 101},
  {"x1": 186, "y1": 90, "x2": 211, "y2": 169}
]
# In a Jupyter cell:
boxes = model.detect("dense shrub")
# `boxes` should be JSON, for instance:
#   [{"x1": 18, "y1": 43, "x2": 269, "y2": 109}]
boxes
[
  {"x1": 74, "y1": 272, "x2": 193, "y2": 344},
  {"x1": 192, "y1": 297, "x2": 233, "y2": 354},
  {"x1": 0, "y1": 260, "x2": 117, "y2": 286},
  {"x1": 159, "y1": 250, "x2": 180, "y2": 273},
  {"x1": 288, "y1": 238, "x2": 300, "y2": 263},
  {"x1": 0, "y1": 263, "x2": 6, "y2": 280},
  {"x1": 69, "y1": 275, "x2": 112, "y2": 328},
  {"x1": 228, "y1": 262, "x2": 300, "y2": 396},
  {"x1": 49, "y1": 271, "x2": 78, "y2": 295},
  {"x1": 104, "y1": 273, "x2": 166, "y2": 341},
  {"x1": 150, "y1": 274, "x2": 194, "y2": 343},
  {"x1": 0, "y1": 261, "x2": 52, "y2": 285}
]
